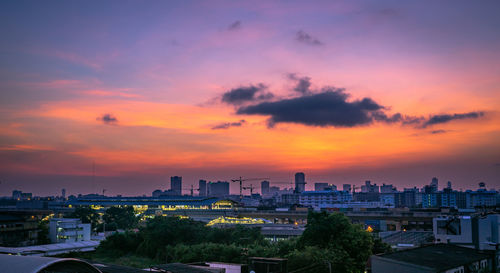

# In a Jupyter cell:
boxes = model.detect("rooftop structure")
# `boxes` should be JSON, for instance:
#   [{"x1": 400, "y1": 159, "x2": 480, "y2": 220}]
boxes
[
  {"x1": 371, "y1": 244, "x2": 492, "y2": 273},
  {"x1": 0, "y1": 254, "x2": 101, "y2": 273}
]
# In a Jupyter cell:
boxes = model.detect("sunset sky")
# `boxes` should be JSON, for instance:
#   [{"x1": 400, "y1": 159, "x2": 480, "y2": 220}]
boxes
[{"x1": 1, "y1": 1, "x2": 499, "y2": 196}]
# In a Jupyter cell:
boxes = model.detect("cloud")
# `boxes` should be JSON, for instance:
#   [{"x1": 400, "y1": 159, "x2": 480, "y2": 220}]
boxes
[
  {"x1": 430, "y1": 129, "x2": 448, "y2": 134},
  {"x1": 97, "y1": 113, "x2": 118, "y2": 125},
  {"x1": 228, "y1": 21, "x2": 242, "y2": 31},
  {"x1": 423, "y1": 112, "x2": 484, "y2": 127},
  {"x1": 288, "y1": 73, "x2": 312, "y2": 94},
  {"x1": 237, "y1": 88, "x2": 390, "y2": 127},
  {"x1": 226, "y1": 76, "x2": 486, "y2": 129},
  {"x1": 211, "y1": 120, "x2": 246, "y2": 130},
  {"x1": 296, "y1": 30, "x2": 323, "y2": 46},
  {"x1": 221, "y1": 84, "x2": 273, "y2": 105}
]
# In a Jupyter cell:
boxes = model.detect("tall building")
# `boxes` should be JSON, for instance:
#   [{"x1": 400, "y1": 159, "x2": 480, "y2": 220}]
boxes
[
  {"x1": 447, "y1": 181, "x2": 452, "y2": 189},
  {"x1": 314, "y1": 183, "x2": 329, "y2": 191},
  {"x1": 261, "y1": 180, "x2": 270, "y2": 195},
  {"x1": 199, "y1": 180, "x2": 207, "y2": 197},
  {"x1": 343, "y1": 184, "x2": 352, "y2": 193},
  {"x1": 208, "y1": 181, "x2": 230, "y2": 197},
  {"x1": 61, "y1": 188, "x2": 66, "y2": 199},
  {"x1": 430, "y1": 177, "x2": 438, "y2": 192},
  {"x1": 170, "y1": 176, "x2": 182, "y2": 195},
  {"x1": 361, "y1": 180, "x2": 379, "y2": 193},
  {"x1": 294, "y1": 172, "x2": 306, "y2": 193},
  {"x1": 380, "y1": 184, "x2": 396, "y2": 193}
]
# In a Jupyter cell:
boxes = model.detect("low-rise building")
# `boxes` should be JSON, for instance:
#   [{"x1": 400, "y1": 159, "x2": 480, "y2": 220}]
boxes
[
  {"x1": 49, "y1": 218, "x2": 90, "y2": 243},
  {"x1": 371, "y1": 244, "x2": 493, "y2": 273}
]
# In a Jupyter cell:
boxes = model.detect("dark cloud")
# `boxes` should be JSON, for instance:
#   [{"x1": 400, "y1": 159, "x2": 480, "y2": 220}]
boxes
[
  {"x1": 296, "y1": 30, "x2": 323, "y2": 46},
  {"x1": 237, "y1": 88, "x2": 389, "y2": 128},
  {"x1": 228, "y1": 21, "x2": 242, "y2": 31},
  {"x1": 288, "y1": 73, "x2": 312, "y2": 94},
  {"x1": 97, "y1": 113, "x2": 118, "y2": 125},
  {"x1": 423, "y1": 112, "x2": 484, "y2": 127},
  {"x1": 211, "y1": 119, "x2": 246, "y2": 130},
  {"x1": 221, "y1": 84, "x2": 273, "y2": 105},
  {"x1": 431, "y1": 129, "x2": 448, "y2": 134},
  {"x1": 226, "y1": 76, "x2": 485, "y2": 129}
]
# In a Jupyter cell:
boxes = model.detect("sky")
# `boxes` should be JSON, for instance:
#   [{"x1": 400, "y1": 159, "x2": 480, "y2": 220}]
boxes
[{"x1": 1, "y1": 0, "x2": 499, "y2": 196}]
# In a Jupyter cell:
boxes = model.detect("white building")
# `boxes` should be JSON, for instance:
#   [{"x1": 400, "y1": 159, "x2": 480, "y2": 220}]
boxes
[
  {"x1": 49, "y1": 218, "x2": 90, "y2": 243},
  {"x1": 298, "y1": 190, "x2": 353, "y2": 209},
  {"x1": 433, "y1": 214, "x2": 500, "y2": 251}
]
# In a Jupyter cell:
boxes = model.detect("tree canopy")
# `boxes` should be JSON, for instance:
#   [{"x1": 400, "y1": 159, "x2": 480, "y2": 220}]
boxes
[{"x1": 95, "y1": 212, "x2": 387, "y2": 273}]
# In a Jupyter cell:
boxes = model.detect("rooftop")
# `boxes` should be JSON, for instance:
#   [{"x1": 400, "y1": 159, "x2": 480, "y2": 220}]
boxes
[{"x1": 376, "y1": 244, "x2": 491, "y2": 271}]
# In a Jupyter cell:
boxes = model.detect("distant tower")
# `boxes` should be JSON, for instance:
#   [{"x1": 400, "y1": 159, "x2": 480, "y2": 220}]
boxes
[
  {"x1": 295, "y1": 172, "x2": 306, "y2": 193},
  {"x1": 431, "y1": 177, "x2": 438, "y2": 191},
  {"x1": 447, "y1": 181, "x2": 452, "y2": 189},
  {"x1": 199, "y1": 180, "x2": 207, "y2": 197},
  {"x1": 170, "y1": 176, "x2": 182, "y2": 195},
  {"x1": 261, "y1": 180, "x2": 270, "y2": 195},
  {"x1": 343, "y1": 184, "x2": 352, "y2": 193},
  {"x1": 61, "y1": 188, "x2": 66, "y2": 199}
]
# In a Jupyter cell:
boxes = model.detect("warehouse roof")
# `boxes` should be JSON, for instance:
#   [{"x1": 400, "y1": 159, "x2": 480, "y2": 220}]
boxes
[{"x1": 376, "y1": 244, "x2": 491, "y2": 271}]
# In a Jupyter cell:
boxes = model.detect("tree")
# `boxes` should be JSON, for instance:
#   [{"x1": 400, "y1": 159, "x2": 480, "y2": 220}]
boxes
[
  {"x1": 37, "y1": 219, "x2": 50, "y2": 245},
  {"x1": 66, "y1": 206, "x2": 99, "y2": 228},
  {"x1": 372, "y1": 237, "x2": 392, "y2": 255},
  {"x1": 102, "y1": 206, "x2": 138, "y2": 230},
  {"x1": 298, "y1": 211, "x2": 373, "y2": 273}
]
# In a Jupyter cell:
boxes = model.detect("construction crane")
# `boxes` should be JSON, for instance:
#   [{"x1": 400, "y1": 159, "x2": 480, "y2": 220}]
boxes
[
  {"x1": 183, "y1": 185, "x2": 199, "y2": 196},
  {"x1": 231, "y1": 177, "x2": 269, "y2": 200},
  {"x1": 242, "y1": 184, "x2": 255, "y2": 195}
]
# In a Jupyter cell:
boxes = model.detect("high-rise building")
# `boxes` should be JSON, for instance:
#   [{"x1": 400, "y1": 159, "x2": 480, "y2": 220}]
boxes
[
  {"x1": 61, "y1": 188, "x2": 66, "y2": 199},
  {"x1": 261, "y1": 180, "x2": 270, "y2": 195},
  {"x1": 208, "y1": 181, "x2": 230, "y2": 197},
  {"x1": 170, "y1": 176, "x2": 182, "y2": 195},
  {"x1": 294, "y1": 172, "x2": 306, "y2": 193},
  {"x1": 314, "y1": 183, "x2": 329, "y2": 191},
  {"x1": 380, "y1": 184, "x2": 396, "y2": 193},
  {"x1": 199, "y1": 180, "x2": 207, "y2": 197},
  {"x1": 361, "y1": 180, "x2": 379, "y2": 193},
  {"x1": 430, "y1": 177, "x2": 438, "y2": 192},
  {"x1": 343, "y1": 184, "x2": 352, "y2": 193},
  {"x1": 447, "y1": 181, "x2": 452, "y2": 189}
]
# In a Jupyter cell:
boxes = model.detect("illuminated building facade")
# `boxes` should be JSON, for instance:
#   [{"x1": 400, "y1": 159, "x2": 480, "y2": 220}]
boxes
[{"x1": 67, "y1": 196, "x2": 238, "y2": 215}]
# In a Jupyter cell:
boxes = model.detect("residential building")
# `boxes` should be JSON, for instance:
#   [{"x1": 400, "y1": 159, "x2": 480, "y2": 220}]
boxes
[
  {"x1": 294, "y1": 172, "x2": 306, "y2": 193},
  {"x1": 199, "y1": 180, "x2": 207, "y2": 197},
  {"x1": 361, "y1": 180, "x2": 379, "y2": 193},
  {"x1": 261, "y1": 180, "x2": 270, "y2": 195},
  {"x1": 49, "y1": 218, "x2": 90, "y2": 243},
  {"x1": 314, "y1": 183, "x2": 329, "y2": 191},
  {"x1": 170, "y1": 176, "x2": 182, "y2": 196},
  {"x1": 207, "y1": 181, "x2": 230, "y2": 197}
]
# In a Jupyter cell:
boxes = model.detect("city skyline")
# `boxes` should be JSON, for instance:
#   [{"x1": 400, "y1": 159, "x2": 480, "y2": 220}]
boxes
[{"x1": 1, "y1": 1, "x2": 500, "y2": 196}]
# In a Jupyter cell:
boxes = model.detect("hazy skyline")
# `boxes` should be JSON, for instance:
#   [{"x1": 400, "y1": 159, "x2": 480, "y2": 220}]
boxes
[{"x1": 1, "y1": 1, "x2": 499, "y2": 196}]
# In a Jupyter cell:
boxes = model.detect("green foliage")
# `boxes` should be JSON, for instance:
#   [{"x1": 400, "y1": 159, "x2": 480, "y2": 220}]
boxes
[
  {"x1": 372, "y1": 236, "x2": 392, "y2": 254},
  {"x1": 97, "y1": 216, "x2": 267, "y2": 261},
  {"x1": 298, "y1": 211, "x2": 373, "y2": 273},
  {"x1": 102, "y1": 206, "x2": 138, "y2": 230},
  {"x1": 165, "y1": 243, "x2": 244, "y2": 264},
  {"x1": 67, "y1": 206, "x2": 99, "y2": 228},
  {"x1": 97, "y1": 231, "x2": 143, "y2": 257},
  {"x1": 37, "y1": 219, "x2": 50, "y2": 245},
  {"x1": 95, "y1": 212, "x2": 376, "y2": 272}
]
